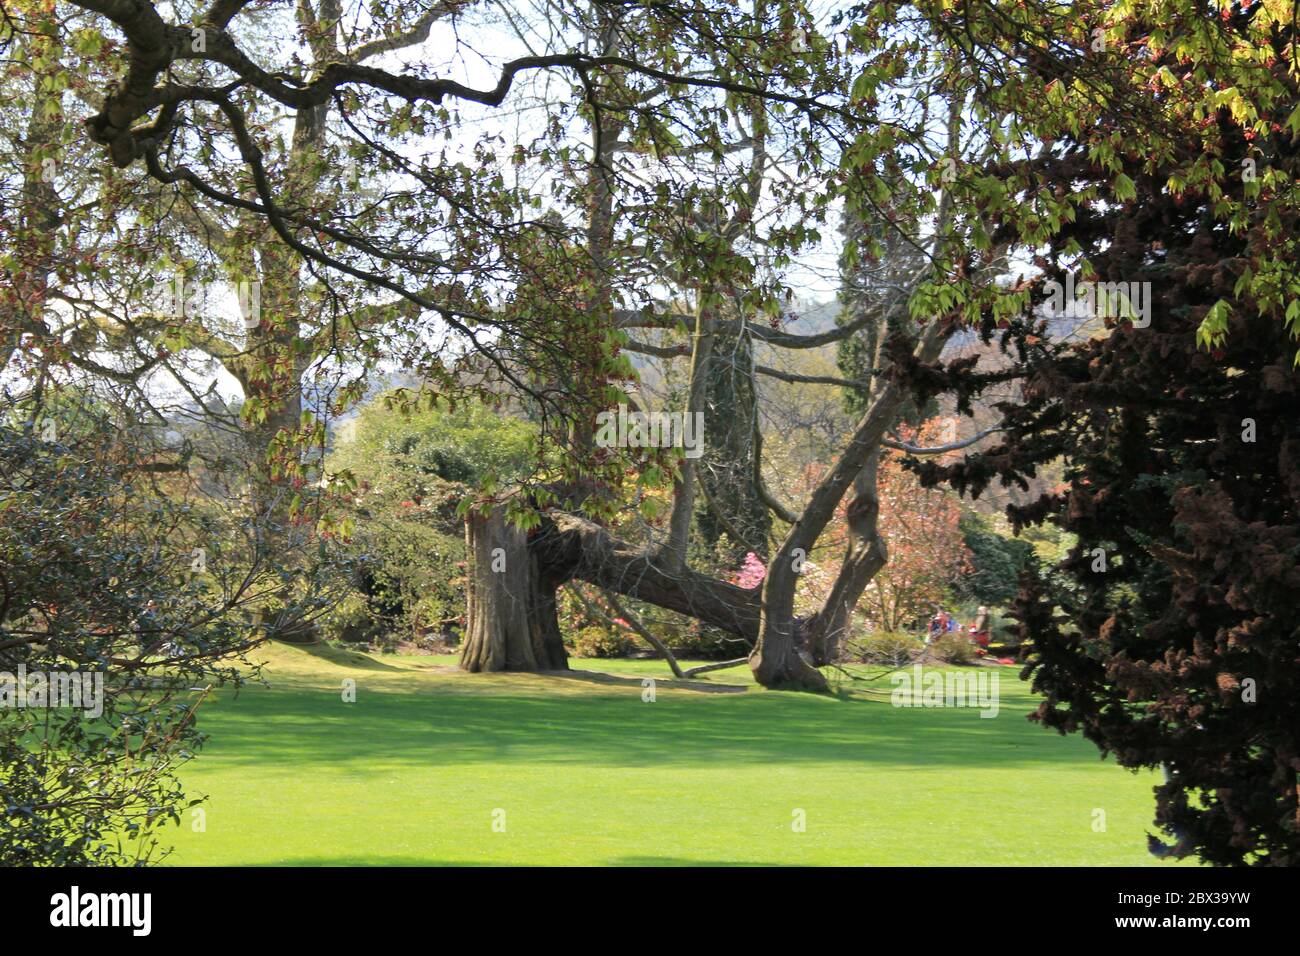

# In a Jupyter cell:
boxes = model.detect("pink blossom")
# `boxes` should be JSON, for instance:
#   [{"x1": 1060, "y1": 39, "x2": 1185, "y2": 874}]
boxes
[{"x1": 732, "y1": 551, "x2": 766, "y2": 590}]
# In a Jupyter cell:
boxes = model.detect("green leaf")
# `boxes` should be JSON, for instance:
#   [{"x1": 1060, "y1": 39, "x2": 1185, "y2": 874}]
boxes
[{"x1": 1112, "y1": 173, "x2": 1136, "y2": 203}]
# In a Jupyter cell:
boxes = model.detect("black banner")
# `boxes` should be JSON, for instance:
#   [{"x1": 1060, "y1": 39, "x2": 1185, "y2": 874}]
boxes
[{"x1": 1, "y1": 866, "x2": 1283, "y2": 942}]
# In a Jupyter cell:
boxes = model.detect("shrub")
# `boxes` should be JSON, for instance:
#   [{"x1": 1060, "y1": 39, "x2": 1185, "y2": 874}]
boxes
[
  {"x1": 320, "y1": 592, "x2": 383, "y2": 645},
  {"x1": 984, "y1": 607, "x2": 1018, "y2": 648},
  {"x1": 0, "y1": 396, "x2": 337, "y2": 864},
  {"x1": 570, "y1": 626, "x2": 634, "y2": 658},
  {"x1": 664, "y1": 623, "x2": 750, "y2": 660},
  {"x1": 929, "y1": 632, "x2": 978, "y2": 665},
  {"x1": 853, "y1": 631, "x2": 922, "y2": 667}
]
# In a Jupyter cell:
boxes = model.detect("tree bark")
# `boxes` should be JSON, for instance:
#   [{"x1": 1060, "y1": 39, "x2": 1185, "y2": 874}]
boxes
[
  {"x1": 543, "y1": 512, "x2": 761, "y2": 641},
  {"x1": 750, "y1": 316, "x2": 952, "y2": 692},
  {"x1": 460, "y1": 510, "x2": 569, "y2": 672},
  {"x1": 804, "y1": 450, "x2": 888, "y2": 665},
  {"x1": 459, "y1": 505, "x2": 764, "y2": 673},
  {"x1": 660, "y1": 304, "x2": 714, "y2": 570}
]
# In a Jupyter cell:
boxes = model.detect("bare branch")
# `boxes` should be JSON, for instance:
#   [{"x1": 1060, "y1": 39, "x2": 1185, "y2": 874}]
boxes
[
  {"x1": 347, "y1": 2, "x2": 466, "y2": 63},
  {"x1": 881, "y1": 426, "x2": 1004, "y2": 456},
  {"x1": 754, "y1": 364, "x2": 871, "y2": 389}
]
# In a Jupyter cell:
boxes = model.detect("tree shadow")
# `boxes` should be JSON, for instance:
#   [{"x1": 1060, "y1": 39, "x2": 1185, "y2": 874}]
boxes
[
  {"x1": 539, "y1": 668, "x2": 747, "y2": 694},
  {"x1": 191, "y1": 668, "x2": 1093, "y2": 776},
  {"x1": 219, "y1": 855, "x2": 787, "y2": 867},
  {"x1": 276, "y1": 640, "x2": 408, "y2": 672}
]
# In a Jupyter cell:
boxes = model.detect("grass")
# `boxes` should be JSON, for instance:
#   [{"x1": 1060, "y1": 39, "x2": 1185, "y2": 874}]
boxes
[{"x1": 161, "y1": 641, "x2": 1187, "y2": 866}]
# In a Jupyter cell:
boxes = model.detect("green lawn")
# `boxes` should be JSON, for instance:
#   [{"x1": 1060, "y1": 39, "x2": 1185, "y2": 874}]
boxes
[{"x1": 162, "y1": 642, "x2": 1185, "y2": 866}]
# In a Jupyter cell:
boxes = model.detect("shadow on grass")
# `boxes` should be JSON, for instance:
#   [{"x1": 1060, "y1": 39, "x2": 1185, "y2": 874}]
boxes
[
  {"x1": 223, "y1": 856, "x2": 788, "y2": 867},
  {"x1": 192, "y1": 667, "x2": 1087, "y2": 776},
  {"x1": 277, "y1": 640, "x2": 408, "y2": 672},
  {"x1": 537, "y1": 668, "x2": 747, "y2": 694}
]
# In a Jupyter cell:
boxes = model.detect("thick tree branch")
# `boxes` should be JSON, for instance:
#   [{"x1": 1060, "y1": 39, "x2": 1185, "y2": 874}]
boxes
[
  {"x1": 751, "y1": 408, "x2": 798, "y2": 525},
  {"x1": 347, "y1": 1, "x2": 466, "y2": 63},
  {"x1": 753, "y1": 364, "x2": 871, "y2": 389},
  {"x1": 881, "y1": 426, "x2": 1004, "y2": 455}
]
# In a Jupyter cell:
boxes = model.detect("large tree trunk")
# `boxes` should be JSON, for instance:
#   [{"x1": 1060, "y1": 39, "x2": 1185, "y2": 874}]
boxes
[
  {"x1": 750, "y1": 319, "x2": 953, "y2": 692},
  {"x1": 460, "y1": 510, "x2": 569, "y2": 672},
  {"x1": 697, "y1": 324, "x2": 771, "y2": 561},
  {"x1": 748, "y1": 617, "x2": 829, "y2": 691}
]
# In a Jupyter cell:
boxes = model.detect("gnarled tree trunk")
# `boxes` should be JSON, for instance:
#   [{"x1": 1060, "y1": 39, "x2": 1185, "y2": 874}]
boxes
[
  {"x1": 459, "y1": 506, "x2": 763, "y2": 673},
  {"x1": 460, "y1": 510, "x2": 569, "y2": 672},
  {"x1": 804, "y1": 451, "x2": 888, "y2": 666}
]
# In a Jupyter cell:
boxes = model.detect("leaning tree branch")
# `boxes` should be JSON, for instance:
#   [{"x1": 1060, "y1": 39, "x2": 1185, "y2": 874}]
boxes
[
  {"x1": 597, "y1": 588, "x2": 686, "y2": 680},
  {"x1": 750, "y1": 405, "x2": 799, "y2": 525},
  {"x1": 347, "y1": 1, "x2": 466, "y2": 63},
  {"x1": 881, "y1": 426, "x2": 1004, "y2": 455},
  {"x1": 753, "y1": 364, "x2": 872, "y2": 389}
]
